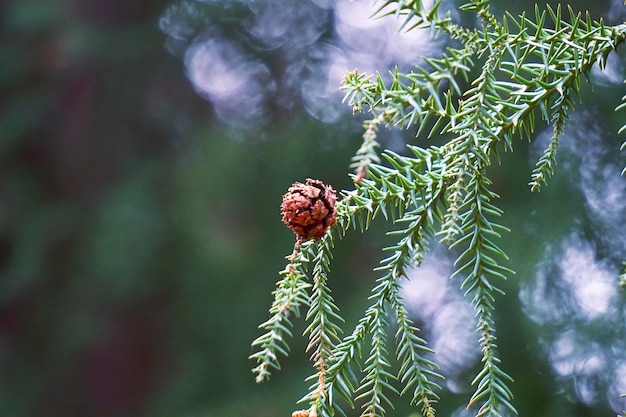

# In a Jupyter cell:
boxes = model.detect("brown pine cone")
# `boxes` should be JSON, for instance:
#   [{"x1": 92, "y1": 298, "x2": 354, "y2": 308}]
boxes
[{"x1": 281, "y1": 179, "x2": 337, "y2": 241}]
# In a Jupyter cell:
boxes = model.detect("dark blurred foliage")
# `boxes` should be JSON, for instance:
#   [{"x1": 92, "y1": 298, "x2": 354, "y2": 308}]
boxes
[{"x1": 1, "y1": 0, "x2": 626, "y2": 417}]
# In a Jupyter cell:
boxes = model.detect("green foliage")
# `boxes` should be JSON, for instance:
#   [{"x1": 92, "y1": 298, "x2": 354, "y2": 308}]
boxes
[
  {"x1": 251, "y1": 1, "x2": 626, "y2": 416},
  {"x1": 250, "y1": 249, "x2": 312, "y2": 382}
]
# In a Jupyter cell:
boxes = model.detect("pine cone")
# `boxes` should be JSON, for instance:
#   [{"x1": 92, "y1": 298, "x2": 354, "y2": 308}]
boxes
[{"x1": 281, "y1": 179, "x2": 337, "y2": 241}]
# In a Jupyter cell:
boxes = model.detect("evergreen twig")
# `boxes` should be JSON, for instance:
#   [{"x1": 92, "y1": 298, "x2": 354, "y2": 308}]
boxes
[{"x1": 251, "y1": 1, "x2": 626, "y2": 416}]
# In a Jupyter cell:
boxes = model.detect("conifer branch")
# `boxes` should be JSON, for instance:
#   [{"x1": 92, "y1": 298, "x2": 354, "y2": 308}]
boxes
[
  {"x1": 351, "y1": 115, "x2": 383, "y2": 185},
  {"x1": 375, "y1": 0, "x2": 481, "y2": 44},
  {"x1": 250, "y1": 243, "x2": 312, "y2": 382},
  {"x1": 392, "y1": 290, "x2": 440, "y2": 417},
  {"x1": 460, "y1": 0, "x2": 502, "y2": 34},
  {"x1": 252, "y1": 2, "x2": 626, "y2": 416},
  {"x1": 529, "y1": 87, "x2": 574, "y2": 191},
  {"x1": 301, "y1": 236, "x2": 344, "y2": 415},
  {"x1": 381, "y1": 207, "x2": 445, "y2": 416},
  {"x1": 451, "y1": 168, "x2": 515, "y2": 416},
  {"x1": 355, "y1": 298, "x2": 396, "y2": 417},
  {"x1": 325, "y1": 311, "x2": 368, "y2": 413}
]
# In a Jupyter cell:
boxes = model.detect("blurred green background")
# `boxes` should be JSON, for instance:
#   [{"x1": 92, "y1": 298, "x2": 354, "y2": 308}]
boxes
[{"x1": 1, "y1": 0, "x2": 626, "y2": 416}]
